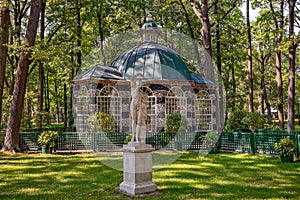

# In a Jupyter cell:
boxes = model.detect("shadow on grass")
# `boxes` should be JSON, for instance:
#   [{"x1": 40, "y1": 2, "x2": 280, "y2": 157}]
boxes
[
  {"x1": 151, "y1": 153, "x2": 300, "y2": 199},
  {"x1": 0, "y1": 152, "x2": 299, "y2": 199},
  {"x1": 0, "y1": 152, "x2": 126, "y2": 200}
]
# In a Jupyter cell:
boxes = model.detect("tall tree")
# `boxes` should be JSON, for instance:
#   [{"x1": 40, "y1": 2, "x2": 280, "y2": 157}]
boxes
[
  {"x1": 246, "y1": 0, "x2": 254, "y2": 113},
  {"x1": 95, "y1": 1, "x2": 106, "y2": 65},
  {"x1": 189, "y1": 0, "x2": 239, "y2": 129},
  {"x1": 189, "y1": 0, "x2": 213, "y2": 80},
  {"x1": 2, "y1": 0, "x2": 42, "y2": 153},
  {"x1": 36, "y1": 0, "x2": 46, "y2": 129},
  {"x1": 251, "y1": 9, "x2": 274, "y2": 120},
  {"x1": 269, "y1": 0, "x2": 284, "y2": 130},
  {"x1": 287, "y1": 0, "x2": 296, "y2": 131},
  {"x1": 0, "y1": 2, "x2": 10, "y2": 129}
]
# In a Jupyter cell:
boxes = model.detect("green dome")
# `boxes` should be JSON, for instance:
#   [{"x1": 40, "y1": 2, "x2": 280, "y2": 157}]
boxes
[
  {"x1": 111, "y1": 42, "x2": 193, "y2": 81},
  {"x1": 141, "y1": 21, "x2": 158, "y2": 30}
]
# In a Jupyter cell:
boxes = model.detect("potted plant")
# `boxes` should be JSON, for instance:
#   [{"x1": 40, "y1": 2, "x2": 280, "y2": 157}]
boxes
[
  {"x1": 38, "y1": 131, "x2": 58, "y2": 154},
  {"x1": 275, "y1": 137, "x2": 296, "y2": 163}
]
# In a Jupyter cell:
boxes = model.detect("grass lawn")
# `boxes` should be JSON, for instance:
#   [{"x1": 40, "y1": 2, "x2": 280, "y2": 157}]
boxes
[{"x1": 0, "y1": 152, "x2": 299, "y2": 199}]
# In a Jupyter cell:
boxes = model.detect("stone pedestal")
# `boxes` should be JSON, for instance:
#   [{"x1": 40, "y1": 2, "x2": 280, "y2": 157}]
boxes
[{"x1": 120, "y1": 142, "x2": 157, "y2": 196}]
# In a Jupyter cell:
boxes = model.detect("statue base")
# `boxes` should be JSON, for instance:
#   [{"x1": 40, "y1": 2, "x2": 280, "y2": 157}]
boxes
[{"x1": 120, "y1": 142, "x2": 157, "y2": 196}]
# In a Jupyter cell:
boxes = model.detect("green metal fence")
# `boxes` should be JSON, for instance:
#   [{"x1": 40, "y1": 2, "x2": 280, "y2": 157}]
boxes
[
  {"x1": 146, "y1": 132, "x2": 207, "y2": 150},
  {"x1": 0, "y1": 131, "x2": 299, "y2": 157},
  {"x1": 219, "y1": 131, "x2": 300, "y2": 156},
  {"x1": 55, "y1": 132, "x2": 207, "y2": 151},
  {"x1": 219, "y1": 132, "x2": 252, "y2": 153},
  {"x1": 254, "y1": 132, "x2": 296, "y2": 155},
  {"x1": 57, "y1": 132, "x2": 129, "y2": 151},
  {"x1": 20, "y1": 132, "x2": 41, "y2": 151}
]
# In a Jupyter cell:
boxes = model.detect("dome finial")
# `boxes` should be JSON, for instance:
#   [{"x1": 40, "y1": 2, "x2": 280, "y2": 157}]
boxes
[
  {"x1": 141, "y1": 13, "x2": 160, "y2": 43},
  {"x1": 147, "y1": 13, "x2": 153, "y2": 22}
]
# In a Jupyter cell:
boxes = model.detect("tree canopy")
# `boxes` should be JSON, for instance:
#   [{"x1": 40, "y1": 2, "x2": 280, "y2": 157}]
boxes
[{"x1": 0, "y1": 0, "x2": 299, "y2": 152}]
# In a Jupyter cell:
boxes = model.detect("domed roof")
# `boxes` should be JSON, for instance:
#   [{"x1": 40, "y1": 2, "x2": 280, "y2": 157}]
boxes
[
  {"x1": 141, "y1": 21, "x2": 158, "y2": 30},
  {"x1": 73, "y1": 65, "x2": 122, "y2": 82},
  {"x1": 111, "y1": 42, "x2": 193, "y2": 81}
]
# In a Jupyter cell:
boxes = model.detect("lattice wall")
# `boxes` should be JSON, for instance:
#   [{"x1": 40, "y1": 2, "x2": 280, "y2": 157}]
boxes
[
  {"x1": 73, "y1": 83, "x2": 214, "y2": 133},
  {"x1": 194, "y1": 91, "x2": 212, "y2": 131}
]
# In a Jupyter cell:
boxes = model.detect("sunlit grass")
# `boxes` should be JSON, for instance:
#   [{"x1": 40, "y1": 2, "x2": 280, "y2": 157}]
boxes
[{"x1": 0, "y1": 152, "x2": 299, "y2": 199}]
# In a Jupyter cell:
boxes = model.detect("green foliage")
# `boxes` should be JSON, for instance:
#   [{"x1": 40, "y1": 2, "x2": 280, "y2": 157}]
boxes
[
  {"x1": 33, "y1": 111, "x2": 52, "y2": 125},
  {"x1": 275, "y1": 137, "x2": 296, "y2": 157},
  {"x1": 87, "y1": 112, "x2": 114, "y2": 132},
  {"x1": 229, "y1": 111, "x2": 266, "y2": 131},
  {"x1": 124, "y1": 134, "x2": 132, "y2": 144},
  {"x1": 228, "y1": 110, "x2": 248, "y2": 130},
  {"x1": 1, "y1": 0, "x2": 299, "y2": 137},
  {"x1": 37, "y1": 131, "x2": 58, "y2": 147},
  {"x1": 165, "y1": 112, "x2": 188, "y2": 132},
  {"x1": 242, "y1": 112, "x2": 266, "y2": 131}
]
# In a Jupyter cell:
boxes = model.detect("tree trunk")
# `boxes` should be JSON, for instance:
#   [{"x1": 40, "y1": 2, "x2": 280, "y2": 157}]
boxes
[
  {"x1": 189, "y1": 0, "x2": 220, "y2": 132},
  {"x1": 276, "y1": 51, "x2": 284, "y2": 129},
  {"x1": 259, "y1": 46, "x2": 265, "y2": 115},
  {"x1": 179, "y1": 0, "x2": 202, "y2": 67},
  {"x1": 36, "y1": 0, "x2": 46, "y2": 129},
  {"x1": 96, "y1": 2, "x2": 106, "y2": 65},
  {"x1": 189, "y1": 0, "x2": 214, "y2": 81},
  {"x1": 26, "y1": 89, "x2": 32, "y2": 129},
  {"x1": 44, "y1": 69, "x2": 50, "y2": 114},
  {"x1": 246, "y1": 0, "x2": 253, "y2": 113},
  {"x1": 259, "y1": 48, "x2": 272, "y2": 122},
  {"x1": 214, "y1": 4, "x2": 225, "y2": 129},
  {"x1": 0, "y1": 3, "x2": 10, "y2": 129},
  {"x1": 68, "y1": 55, "x2": 75, "y2": 131},
  {"x1": 270, "y1": 0, "x2": 284, "y2": 129},
  {"x1": 76, "y1": 0, "x2": 82, "y2": 72},
  {"x1": 287, "y1": 0, "x2": 296, "y2": 131},
  {"x1": 231, "y1": 65, "x2": 236, "y2": 110},
  {"x1": 55, "y1": 81, "x2": 60, "y2": 124},
  {"x1": 64, "y1": 83, "x2": 68, "y2": 131},
  {"x1": 2, "y1": 0, "x2": 41, "y2": 153}
]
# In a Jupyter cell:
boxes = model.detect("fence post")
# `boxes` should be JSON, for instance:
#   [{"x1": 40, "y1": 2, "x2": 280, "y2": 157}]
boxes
[{"x1": 250, "y1": 132, "x2": 256, "y2": 154}]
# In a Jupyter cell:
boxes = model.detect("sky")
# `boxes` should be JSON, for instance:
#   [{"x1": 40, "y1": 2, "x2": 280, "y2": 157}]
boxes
[{"x1": 240, "y1": 1, "x2": 260, "y2": 21}]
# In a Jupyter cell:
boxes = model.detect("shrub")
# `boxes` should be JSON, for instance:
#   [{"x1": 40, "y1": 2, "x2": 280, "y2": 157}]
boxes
[
  {"x1": 242, "y1": 112, "x2": 265, "y2": 131},
  {"x1": 124, "y1": 134, "x2": 132, "y2": 144},
  {"x1": 33, "y1": 111, "x2": 52, "y2": 125},
  {"x1": 165, "y1": 112, "x2": 188, "y2": 132},
  {"x1": 38, "y1": 131, "x2": 58, "y2": 147},
  {"x1": 275, "y1": 137, "x2": 296, "y2": 157},
  {"x1": 87, "y1": 112, "x2": 114, "y2": 132},
  {"x1": 228, "y1": 110, "x2": 247, "y2": 130}
]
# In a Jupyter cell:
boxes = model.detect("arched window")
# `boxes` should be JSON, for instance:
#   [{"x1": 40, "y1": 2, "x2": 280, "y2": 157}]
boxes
[
  {"x1": 165, "y1": 86, "x2": 187, "y2": 117},
  {"x1": 74, "y1": 86, "x2": 89, "y2": 132},
  {"x1": 96, "y1": 86, "x2": 121, "y2": 132},
  {"x1": 195, "y1": 91, "x2": 212, "y2": 131},
  {"x1": 141, "y1": 86, "x2": 156, "y2": 132}
]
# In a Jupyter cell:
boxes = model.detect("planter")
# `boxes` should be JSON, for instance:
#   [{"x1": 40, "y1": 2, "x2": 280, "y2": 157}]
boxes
[
  {"x1": 41, "y1": 145, "x2": 50, "y2": 154},
  {"x1": 280, "y1": 155, "x2": 293, "y2": 163}
]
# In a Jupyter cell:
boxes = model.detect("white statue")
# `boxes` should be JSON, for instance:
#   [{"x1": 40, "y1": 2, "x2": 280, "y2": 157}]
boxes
[{"x1": 130, "y1": 74, "x2": 148, "y2": 143}]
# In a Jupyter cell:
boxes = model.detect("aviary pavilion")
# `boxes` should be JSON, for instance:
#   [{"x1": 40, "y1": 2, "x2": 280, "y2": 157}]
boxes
[{"x1": 71, "y1": 17, "x2": 216, "y2": 134}]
